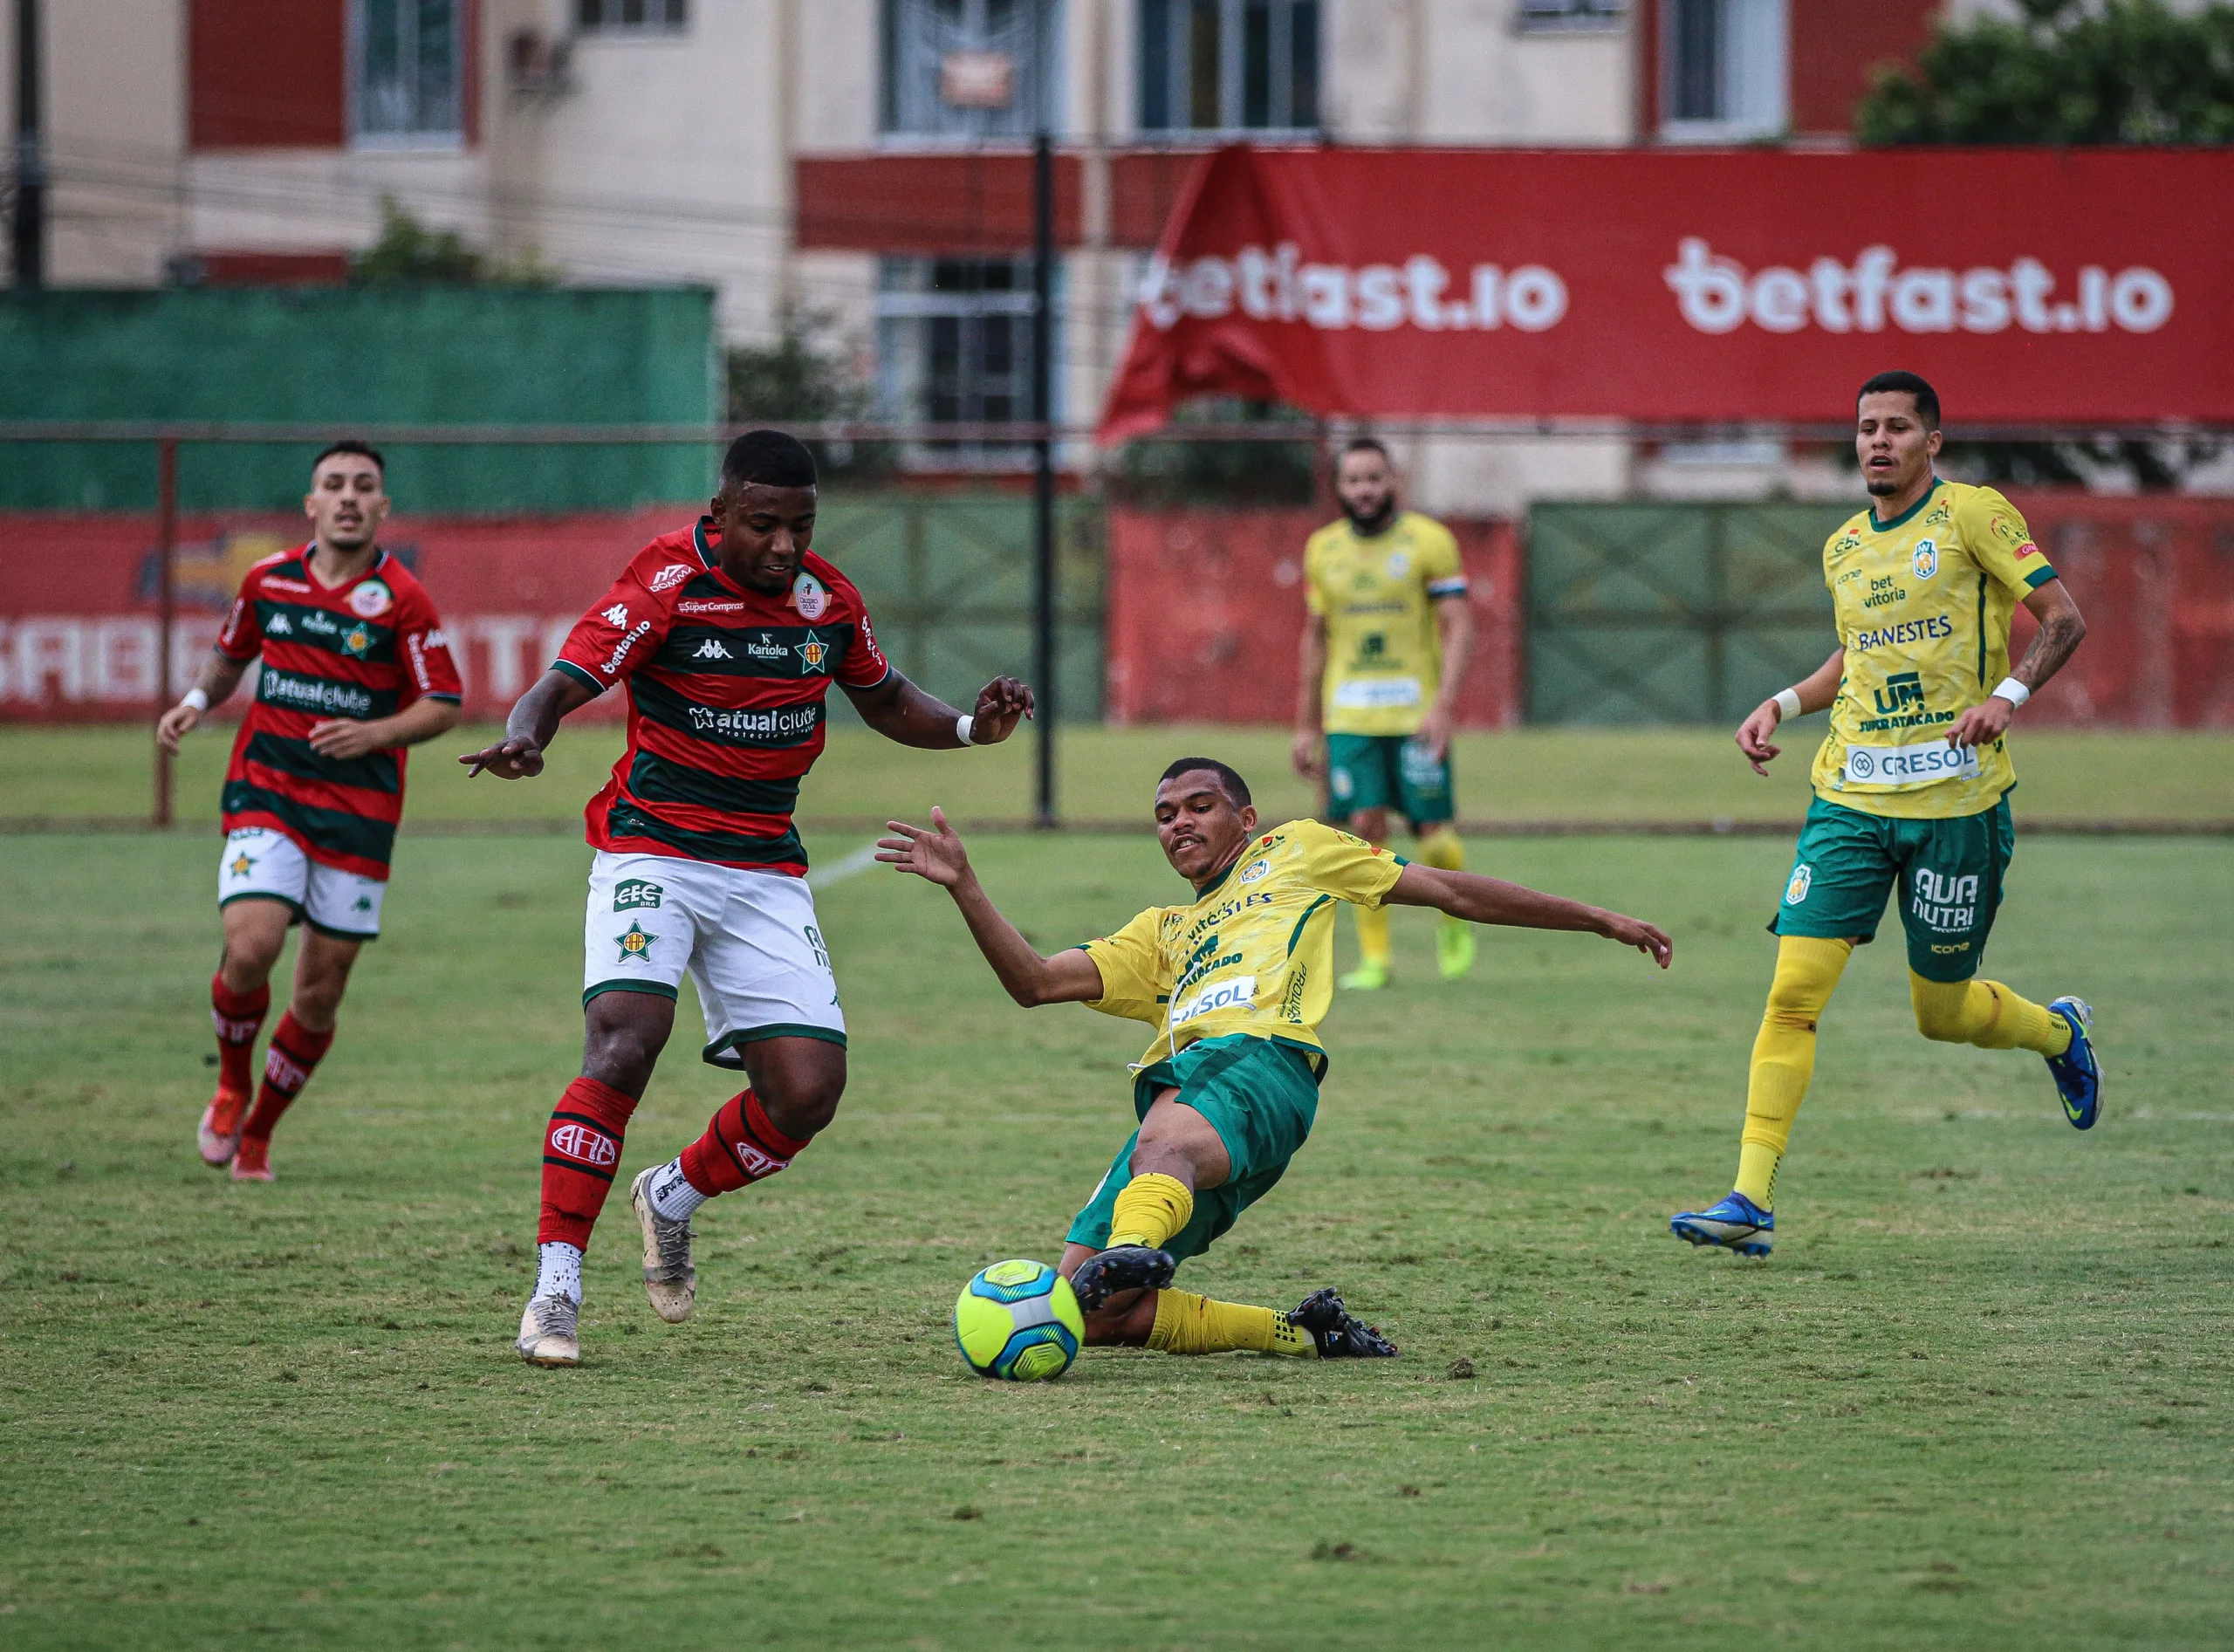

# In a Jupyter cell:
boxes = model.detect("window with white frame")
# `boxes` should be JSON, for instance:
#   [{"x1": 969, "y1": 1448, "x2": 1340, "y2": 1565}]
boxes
[
  {"x1": 1661, "y1": 0, "x2": 1785, "y2": 139},
  {"x1": 354, "y1": 0, "x2": 463, "y2": 145},
  {"x1": 1138, "y1": 0, "x2": 1319, "y2": 135},
  {"x1": 576, "y1": 0, "x2": 689, "y2": 31},
  {"x1": 882, "y1": 0, "x2": 1061, "y2": 141},
  {"x1": 876, "y1": 257, "x2": 1061, "y2": 464},
  {"x1": 1517, "y1": 0, "x2": 1624, "y2": 33}
]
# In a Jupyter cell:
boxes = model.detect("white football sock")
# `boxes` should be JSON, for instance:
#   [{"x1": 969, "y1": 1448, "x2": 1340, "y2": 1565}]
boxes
[
  {"x1": 535, "y1": 1241, "x2": 583, "y2": 1305},
  {"x1": 645, "y1": 1157, "x2": 709, "y2": 1223}
]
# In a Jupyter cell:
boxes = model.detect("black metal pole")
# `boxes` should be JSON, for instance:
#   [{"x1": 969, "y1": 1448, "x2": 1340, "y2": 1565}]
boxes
[
  {"x1": 1030, "y1": 64, "x2": 1057, "y2": 828},
  {"x1": 11, "y1": 0, "x2": 43, "y2": 289}
]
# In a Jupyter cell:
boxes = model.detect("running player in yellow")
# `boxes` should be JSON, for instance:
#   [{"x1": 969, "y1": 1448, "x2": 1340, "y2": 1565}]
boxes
[
  {"x1": 880, "y1": 757, "x2": 1670, "y2": 1360},
  {"x1": 1292, "y1": 438, "x2": 1476, "y2": 991},
  {"x1": 1671, "y1": 372, "x2": 2100, "y2": 1258}
]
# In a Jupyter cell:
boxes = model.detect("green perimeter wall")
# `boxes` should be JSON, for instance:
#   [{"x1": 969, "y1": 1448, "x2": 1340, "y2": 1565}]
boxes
[{"x1": 0, "y1": 288, "x2": 717, "y2": 512}]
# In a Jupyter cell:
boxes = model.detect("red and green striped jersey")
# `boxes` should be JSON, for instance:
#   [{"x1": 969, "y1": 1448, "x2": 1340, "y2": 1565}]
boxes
[
  {"x1": 216, "y1": 545, "x2": 462, "y2": 880},
  {"x1": 553, "y1": 520, "x2": 893, "y2": 876}
]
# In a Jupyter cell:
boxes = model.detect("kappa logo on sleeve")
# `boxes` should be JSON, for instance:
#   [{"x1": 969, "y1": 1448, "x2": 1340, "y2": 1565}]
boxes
[
  {"x1": 602, "y1": 603, "x2": 630, "y2": 627},
  {"x1": 648, "y1": 563, "x2": 696, "y2": 593}
]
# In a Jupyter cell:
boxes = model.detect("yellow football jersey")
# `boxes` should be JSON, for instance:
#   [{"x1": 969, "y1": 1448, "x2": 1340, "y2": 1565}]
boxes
[
  {"x1": 1079, "y1": 819, "x2": 1407, "y2": 1070},
  {"x1": 1811, "y1": 479, "x2": 2059, "y2": 820},
  {"x1": 1304, "y1": 511, "x2": 1468, "y2": 737}
]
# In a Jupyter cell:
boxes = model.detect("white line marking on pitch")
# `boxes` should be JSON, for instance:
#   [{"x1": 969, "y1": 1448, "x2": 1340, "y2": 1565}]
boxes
[{"x1": 807, "y1": 841, "x2": 883, "y2": 890}]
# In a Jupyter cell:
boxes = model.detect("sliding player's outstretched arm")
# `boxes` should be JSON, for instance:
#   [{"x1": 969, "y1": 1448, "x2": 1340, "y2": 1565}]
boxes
[
  {"x1": 458, "y1": 667, "x2": 600, "y2": 778},
  {"x1": 846, "y1": 673, "x2": 1035, "y2": 750},
  {"x1": 1385, "y1": 862, "x2": 1673, "y2": 967},
  {"x1": 878, "y1": 806, "x2": 1104, "y2": 1005}
]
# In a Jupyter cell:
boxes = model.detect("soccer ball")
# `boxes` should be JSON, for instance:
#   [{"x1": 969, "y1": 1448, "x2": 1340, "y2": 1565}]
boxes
[{"x1": 954, "y1": 1259, "x2": 1085, "y2": 1381}]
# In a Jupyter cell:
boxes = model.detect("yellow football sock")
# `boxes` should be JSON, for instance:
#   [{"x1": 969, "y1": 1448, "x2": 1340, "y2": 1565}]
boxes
[
  {"x1": 1148, "y1": 1289, "x2": 1317, "y2": 1357},
  {"x1": 1353, "y1": 901, "x2": 1392, "y2": 968},
  {"x1": 1910, "y1": 974, "x2": 2071, "y2": 1055},
  {"x1": 1107, "y1": 1172, "x2": 1194, "y2": 1251},
  {"x1": 1732, "y1": 936, "x2": 1852, "y2": 1210},
  {"x1": 1415, "y1": 826, "x2": 1465, "y2": 872}
]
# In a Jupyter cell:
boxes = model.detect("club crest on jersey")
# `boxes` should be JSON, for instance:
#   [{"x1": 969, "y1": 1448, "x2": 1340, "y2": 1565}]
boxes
[
  {"x1": 229, "y1": 852, "x2": 256, "y2": 879},
  {"x1": 1912, "y1": 539, "x2": 1939, "y2": 580},
  {"x1": 615, "y1": 920, "x2": 656, "y2": 963},
  {"x1": 1385, "y1": 551, "x2": 1410, "y2": 577},
  {"x1": 648, "y1": 563, "x2": 695, "y2": 593},
  {"x1": 791, "y1": 572, "x2": 829, "y2": 620},
  {"x1": 348, "y1": 580, "x2": 393, "y2": 619},
  {"x1": 1785, "y1": 863, "x2": 1813, "y2": 905},
  {"x1": 342, "y1": 621, "x2": 373, "y2": 658},
  {"x1": 1237, "y1": 858, "x2": 1272, "y2": 885},
  {"x1": 794, "y1": 632, "x2": 830, "y2": 674}
]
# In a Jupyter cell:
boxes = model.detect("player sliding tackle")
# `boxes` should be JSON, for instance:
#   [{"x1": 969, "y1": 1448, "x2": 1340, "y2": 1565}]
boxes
[{"x1": 881, "y1": 758, "x2": 1671, "y2": 1361}]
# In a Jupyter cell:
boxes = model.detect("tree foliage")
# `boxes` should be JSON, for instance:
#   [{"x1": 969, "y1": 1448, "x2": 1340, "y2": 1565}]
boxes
[
  {"x1": 1857, "y1": 0, "x2": 2234, "y2": 146},
  {"x1": 726, "y1": 309, "x2": 887, "y2": 477},
  {"x1": 350, "y1": 197, "x2": 555, "y2": 287}
]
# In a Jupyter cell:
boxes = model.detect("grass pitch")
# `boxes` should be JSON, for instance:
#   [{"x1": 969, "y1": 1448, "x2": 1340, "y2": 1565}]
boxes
[{"x1": 3, "y1": 814, "x2": 2231, "y2": 1646}]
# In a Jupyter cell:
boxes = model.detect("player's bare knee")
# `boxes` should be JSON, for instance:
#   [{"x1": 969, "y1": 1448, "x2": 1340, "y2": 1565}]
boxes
[
  {"x1": 746, "y1": 1038, "x2": 847, "y2": 1138},
  {"x1": 1351, "y1": 807, "x2": 1389, "y2": 844}
]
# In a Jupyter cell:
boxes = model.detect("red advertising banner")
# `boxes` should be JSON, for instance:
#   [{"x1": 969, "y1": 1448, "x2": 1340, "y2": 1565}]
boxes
[
  {"x1": 1099, "y1": 146, "x2": 2234, "y2": 438},
  {"x1": 1107, "y1": 509, "x2": 1523, "y2": 728}
]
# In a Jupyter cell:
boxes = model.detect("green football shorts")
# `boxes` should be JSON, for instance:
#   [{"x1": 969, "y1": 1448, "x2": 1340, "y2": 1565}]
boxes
[
  {"x1": 1066, "y1": 1032, "x2": 1323, "y2": 1263},
  {"x1": 1772, "y1": 794, "x2": 2017, "y2": 983},
  {"x1": 1325, "y1": 732, "x2": 1455, "y2": 829}
]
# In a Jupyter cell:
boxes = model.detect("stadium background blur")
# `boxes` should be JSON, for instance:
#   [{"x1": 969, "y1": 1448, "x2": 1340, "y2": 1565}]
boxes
[{"x1": 5, "y1": 3, "x2": 2234, "y2": 1648}]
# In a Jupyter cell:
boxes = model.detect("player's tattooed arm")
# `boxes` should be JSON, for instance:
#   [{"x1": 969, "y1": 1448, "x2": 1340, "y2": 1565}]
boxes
[
  {"x1": 458, "y1": 667, "x2": 600, "y2": 778},
  {"x1": 877, "y1": 807, "x2": 1107, "y2": 1005},
  {"x1": 1946, "y1": 578, "x2": 2086, "y2": 751},
  {"x1": 1736, "y1": 648, "x2": 1844, "y2": 776},
  {"x1": 846, "y1": 672, "x2": 1035, "y2": 749},
  {"x1": 155, "y1": 651, "x2": 252, "y2": 753},
  {"x1": 1385, "y1": 864, "x2": 1673, "y2": 968}
]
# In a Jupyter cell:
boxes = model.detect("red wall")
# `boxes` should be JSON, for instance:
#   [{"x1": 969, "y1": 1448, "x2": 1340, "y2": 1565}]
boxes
[{"x1": 189, "y1": 0, "x2": 346, "y2": 148}]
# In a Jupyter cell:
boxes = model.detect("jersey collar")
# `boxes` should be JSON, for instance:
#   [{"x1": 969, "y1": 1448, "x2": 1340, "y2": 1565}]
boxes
[
  {"x1": 302, "y1": 542, "x2": 387, "y2": 591},
  {"x1": 1867, "y1": 477, "x2": 1940, "y2": 534},
  {"x1": 1189, "y1": 845, "x2": 1248, "y2": 901}
]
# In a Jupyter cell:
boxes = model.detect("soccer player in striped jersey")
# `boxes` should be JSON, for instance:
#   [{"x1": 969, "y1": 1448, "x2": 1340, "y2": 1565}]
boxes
[
  {"x1": 158, "y1": 440, "x2": 463, "y2": 1181},
  {"x1": 464, "y1": 430, "x2": 1034, "y2": 1368}
]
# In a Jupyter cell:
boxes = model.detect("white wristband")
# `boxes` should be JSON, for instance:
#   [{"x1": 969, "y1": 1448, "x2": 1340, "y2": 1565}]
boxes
[
  {"x1": 1991, "y1": 676, "x2": 2031, "y2": 709},
  {"x1": 1772, "y1": 688, "x2": 1803, "y2": 723},
  {"x1": 955, "y1": 714, "x2": 975, "y2": 746},
  {"x1": 182, "y1": 688, "x2": 209, "y2": 713}
]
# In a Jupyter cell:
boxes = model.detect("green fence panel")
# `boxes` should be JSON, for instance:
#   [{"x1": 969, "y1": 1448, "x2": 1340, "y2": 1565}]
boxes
[
  {"x1": 0, "y1": 288, "x2": 717, "y2": 512},
  {"x1": 814, "y1": 493, "x2": 1104, "y2": 723},
  {"x1": 1527, "y1": 501, "x2": 1853, "y2": 724}
]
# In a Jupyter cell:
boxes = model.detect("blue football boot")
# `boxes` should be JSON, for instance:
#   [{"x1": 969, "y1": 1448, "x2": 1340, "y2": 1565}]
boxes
[
  {"x1": 1669, "y1": 1190, "x2": 1774, "y2": 1257},
  {"x1": 2046, "y1": 997, "x2": 2101, "y2": 1130}
]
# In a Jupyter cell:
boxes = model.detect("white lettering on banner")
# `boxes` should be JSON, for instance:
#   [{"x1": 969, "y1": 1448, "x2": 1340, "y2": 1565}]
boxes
[
  {"x1": 1141, "y1": 243, "x2": 1567, "y2": 335},
  {"x1": 1665, "y1": 238, "x2": 2176, "y2": 337},
  {"x1": 1332, "y1": 676, "x2": 1422, "y2": 709},
  {"x1": 1841, "y1": 741, "x2": 1982, "y2": 788},
  {"x1": 1170, "y1": 974, "x2": 1257, "y2": 1028}
]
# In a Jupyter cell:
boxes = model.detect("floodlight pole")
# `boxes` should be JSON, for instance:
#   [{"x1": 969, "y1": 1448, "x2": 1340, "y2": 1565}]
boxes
[
  {"x1": 1029, "y1": 2, "x2": 1057, "y2": 828},
  {"x1": 154, "y1": 435, "x2": 178, "y2": 828},
  {"x1": 12, "y1": 0, "x2": 45, "y2": 287}
]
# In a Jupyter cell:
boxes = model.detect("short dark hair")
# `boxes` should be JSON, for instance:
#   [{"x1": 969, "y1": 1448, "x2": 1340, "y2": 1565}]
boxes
[
  {"x1": 1857, "y1": 371, "x2": 1941, "y2": 430},
  {"x1": 721, "y1": 429, "x2": 818, "y2": 491},
  {"x1": 1158, "y1": 757, "x2": 1251, "y2": 808},
  {"x1": 1336, "y1": 435, "x2": 1389, "y2": 475},
  {"x1": 312, "y1": 439, "x2": 384, "y2": 478}
]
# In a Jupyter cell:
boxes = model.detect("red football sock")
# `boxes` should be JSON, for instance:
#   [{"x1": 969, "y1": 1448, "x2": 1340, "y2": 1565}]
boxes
[
  {"x1": 538, "y1": 1077, "x2": 638, "y2": 1251},
  {"x1": 678, "y1": 1088, "x2": 812, "y2": 1196},
  {"x1": 209, "y1": 973, "x2": 270, "y2": 1099},
  {"x1": 240, "y1": 1011, "x2": 335, "y2": 1142}
]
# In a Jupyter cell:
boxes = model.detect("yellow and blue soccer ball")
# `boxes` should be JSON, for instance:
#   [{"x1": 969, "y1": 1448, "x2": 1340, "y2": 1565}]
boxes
[{"x1": 954, "y1": 1259, "x2": 1084, "y2": 1381}]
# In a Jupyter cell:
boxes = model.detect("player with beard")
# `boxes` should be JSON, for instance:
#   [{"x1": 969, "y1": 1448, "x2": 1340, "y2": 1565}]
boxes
[
  {"x1": 1670, "y1": 372, "x2": 2100, "y2": 1258},
  {"x1": 1292, "y1": 438, "x2": 1477, "y2": 991},
  {"x1": 158, "y1": 441, "x2": 463, "y2": 1181},
  {"x1": 877, "y1": 758, "x2": 1670, "y2": 1362},
  {"x1": 464, "y1": 430, "x2": 1033, "y2": 1368}
]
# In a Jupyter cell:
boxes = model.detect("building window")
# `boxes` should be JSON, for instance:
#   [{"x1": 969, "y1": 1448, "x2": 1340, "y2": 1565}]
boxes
[
  {"x1": 1138, "y1": 0, "x2": 1319, "y2": 135},
  {"x1": 882, "y1": 0, "x2": 1061, "y2": 141},
  {"x1": 577, "y1": 0, "x2": 688, "y2": 30},
  {"x1": 1517, "y1": 0, "x2": 1624, "y2": 33},
  {"x1": 1661, "y1": 0, "x2": 1785, "y2": 138},
  {"x1": 876, "y1": 257, "x2": 1061, "y2": 466},
  {"x1": 354, "y1": 0, "x2": 462, "y2": 144}
]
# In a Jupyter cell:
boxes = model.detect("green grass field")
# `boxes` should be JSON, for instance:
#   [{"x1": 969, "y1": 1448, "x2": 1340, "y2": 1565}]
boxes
[{"x1": 3, "y1": 760, "x2": 2232, "y2": 1649}]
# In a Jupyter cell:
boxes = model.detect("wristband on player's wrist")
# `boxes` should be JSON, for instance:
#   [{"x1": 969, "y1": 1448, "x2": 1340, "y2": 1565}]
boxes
[
  {"x1": 1989, "y1": 676, "x2": 2031, "y2": 709},
  {"x1": 1771, "y1": 687, "x2": 1803, "y2": 723},
  {"x1": 182, "y1": 688, "x2": 209, "y2": 713},
  {"x1": 955, "y1": 714, "x2": 975, "y2": 746}
]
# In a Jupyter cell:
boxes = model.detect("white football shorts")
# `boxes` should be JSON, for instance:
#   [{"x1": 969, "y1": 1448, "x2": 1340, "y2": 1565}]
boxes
[
  {"x1": 216, "y1": 826, "x2": 387, "y2": 939},
  {"x1": 582, "y1": 850, "x2": 845, "y2": 1067}
]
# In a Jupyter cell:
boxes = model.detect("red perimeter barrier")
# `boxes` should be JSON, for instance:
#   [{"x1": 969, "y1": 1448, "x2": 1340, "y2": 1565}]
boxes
[{"x1": 1107, "y1": 508, "x2": 1524, "y2": 728}]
